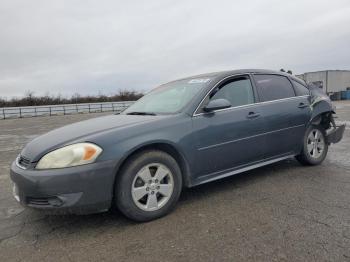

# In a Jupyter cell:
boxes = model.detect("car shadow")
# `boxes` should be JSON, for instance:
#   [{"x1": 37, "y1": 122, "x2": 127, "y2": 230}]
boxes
[{"x1": 26, "y1": 158, "x2": 304, "y2": 233}]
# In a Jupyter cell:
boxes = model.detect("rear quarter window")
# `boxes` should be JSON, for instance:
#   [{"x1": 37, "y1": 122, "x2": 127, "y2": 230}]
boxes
[
  {"x1": 292, "y1": 80, "x2": 310, "y2": 96},
  {"x1": 254, "y1": 74, "x2": 295, "y2": 102}
]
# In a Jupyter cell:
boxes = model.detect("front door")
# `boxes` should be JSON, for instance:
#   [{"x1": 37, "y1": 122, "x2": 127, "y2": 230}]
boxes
[{"x1": 192, "y1": 75, "x2": 267, "y2": 179}]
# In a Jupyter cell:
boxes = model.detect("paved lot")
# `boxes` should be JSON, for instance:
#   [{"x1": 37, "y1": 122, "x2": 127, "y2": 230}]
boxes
[{"x1": 0, "y1": 102, "x2": 350, "y2": 262}]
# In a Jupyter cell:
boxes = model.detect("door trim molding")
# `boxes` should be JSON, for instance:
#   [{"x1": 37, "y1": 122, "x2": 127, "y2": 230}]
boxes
[
  {"x1": 197, "y1": 124, "x2": 305, "y2": 151},
  {"x1": 193, "y1": 154, "x2": 295, "y2": 186}
]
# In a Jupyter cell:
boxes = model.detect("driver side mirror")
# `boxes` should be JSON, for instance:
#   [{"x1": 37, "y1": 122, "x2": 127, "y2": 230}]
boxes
[{"x1": 203, "y1": 98, "x2": 231, "y2": 112}]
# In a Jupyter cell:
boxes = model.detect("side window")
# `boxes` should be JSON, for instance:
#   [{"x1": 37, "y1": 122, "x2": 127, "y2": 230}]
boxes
[
  {"x1": 254, "y1": 75, "x2": 295, "y2": 102},
  {"x1": 210, "y1": 77, "x2": 254, "y2": 107},
  {"x1": 292, "y1": 80, "x2": 310, "y2": 96}
]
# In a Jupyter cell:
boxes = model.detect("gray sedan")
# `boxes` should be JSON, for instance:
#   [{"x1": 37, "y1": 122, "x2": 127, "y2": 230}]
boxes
[{"x1": 10, "y1": 69, "x2": 345, "y2": 221}]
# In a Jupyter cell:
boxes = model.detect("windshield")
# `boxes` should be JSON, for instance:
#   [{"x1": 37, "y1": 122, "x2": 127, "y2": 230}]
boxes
[{"x1": 123, "y1": 78, "x2": 211, "y2": 114}]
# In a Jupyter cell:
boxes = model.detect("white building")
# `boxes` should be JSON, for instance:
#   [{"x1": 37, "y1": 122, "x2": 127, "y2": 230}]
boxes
[{"x1": 296, "y1": 70, "x2": 350, "y2": 93}]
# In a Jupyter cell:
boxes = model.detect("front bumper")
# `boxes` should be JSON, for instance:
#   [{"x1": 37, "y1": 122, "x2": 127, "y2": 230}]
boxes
[
  {"x1": 326, "y1": 124, "x2": 346, "y2": 144},
  {"x1": 10, "y1": 160, "x2": 117, "y2": 214}
]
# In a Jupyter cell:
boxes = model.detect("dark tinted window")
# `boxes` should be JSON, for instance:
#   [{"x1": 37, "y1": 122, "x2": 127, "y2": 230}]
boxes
[
  {"x1": 292, "y1": 80, "x2": 309, "y2": 96},
  {"x1": 211, "y1": 77, "x2": 254, "y2": 107},
  {"x1": 254, "y1": 75, "x2": 295, "y2": 102}
]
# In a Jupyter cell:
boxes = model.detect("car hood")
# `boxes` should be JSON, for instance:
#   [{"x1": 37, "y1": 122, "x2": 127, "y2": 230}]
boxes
[{"x1": 21, "y1": 114, "x2": 161, "y2": 162}]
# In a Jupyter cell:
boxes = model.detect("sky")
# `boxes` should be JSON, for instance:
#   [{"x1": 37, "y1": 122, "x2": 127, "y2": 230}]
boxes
[{"x1": 1, "y1": 0, "x2": 350, "y2": 98}]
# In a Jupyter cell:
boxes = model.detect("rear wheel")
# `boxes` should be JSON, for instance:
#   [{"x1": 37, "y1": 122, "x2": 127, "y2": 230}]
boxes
[
  {"x1": 115, "y1": 150, "x2": 182, "y2": 222},
  {"x1": 296, "y1": 125, "x2": 328, "y2": 165}
]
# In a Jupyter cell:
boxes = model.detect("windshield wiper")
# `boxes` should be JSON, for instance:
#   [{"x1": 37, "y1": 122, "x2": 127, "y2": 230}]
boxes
[{"x1": 126, "y1": 111, "x2": 157, "y2": 116}]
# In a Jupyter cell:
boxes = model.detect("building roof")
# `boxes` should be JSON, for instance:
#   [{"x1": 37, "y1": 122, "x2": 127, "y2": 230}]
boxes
[{"x1": 298, "y1": 70, "x2": 350, "y2": 75}]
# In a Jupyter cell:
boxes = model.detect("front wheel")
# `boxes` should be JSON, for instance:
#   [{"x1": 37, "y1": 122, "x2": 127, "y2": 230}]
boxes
[
  {"x1": 115, "y1": 150, "x2": 182, "y2": 222},
  {"x1": 296, "y1": 125, "x2": 328, "y2": 165}
]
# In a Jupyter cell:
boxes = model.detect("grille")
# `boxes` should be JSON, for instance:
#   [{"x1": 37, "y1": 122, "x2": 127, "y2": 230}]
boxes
[
  {"x1": 16, "y1": 155, "x2": 31, "y2": 169},
  {"x1": 26, "y1": 196, "x2": 63, "y2": 207},
  {"x1": 26, "y1": 197, "x2": 50, "y2": 206}
]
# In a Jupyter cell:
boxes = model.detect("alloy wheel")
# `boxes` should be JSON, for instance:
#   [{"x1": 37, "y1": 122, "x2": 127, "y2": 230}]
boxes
[
  {"x1": 131, "y1": 163, "x2": 174, "y2": 211},
  {"x1": 306, "y1": 129, "x2": 325, "y2": 159}
]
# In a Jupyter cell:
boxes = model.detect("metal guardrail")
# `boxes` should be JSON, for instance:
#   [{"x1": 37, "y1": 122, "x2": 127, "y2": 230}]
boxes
[{"x1": 0, "y1": 101, "x2": 134, "y2": 119}]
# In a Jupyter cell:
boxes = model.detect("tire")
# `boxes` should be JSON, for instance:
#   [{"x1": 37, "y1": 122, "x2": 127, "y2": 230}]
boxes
[
  {"x1": 115, "y1": 150, "x2": 182, "y2": 222},
  {"x1": 296, "y1": 125, "x2": 328, "y2": 166}
]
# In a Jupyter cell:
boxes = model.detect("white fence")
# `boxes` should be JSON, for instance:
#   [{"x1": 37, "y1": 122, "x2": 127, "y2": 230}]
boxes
[{"x1": 0, "y1": 101, "x2": 134, "y2": 119}]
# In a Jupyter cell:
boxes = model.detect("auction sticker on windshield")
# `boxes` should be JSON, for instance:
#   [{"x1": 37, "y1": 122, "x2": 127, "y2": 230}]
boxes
[{"x1": 188, "y1": 78, "x2": 211, "y2": 84}]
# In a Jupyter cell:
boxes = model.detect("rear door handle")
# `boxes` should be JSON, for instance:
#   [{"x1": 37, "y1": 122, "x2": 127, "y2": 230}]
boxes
[
  {"x1": 246, "y1": 111, "x2": 260, "y2": 119},
  {"x1": 298, "y1": 102, "x2": 308, "y2": 108}
]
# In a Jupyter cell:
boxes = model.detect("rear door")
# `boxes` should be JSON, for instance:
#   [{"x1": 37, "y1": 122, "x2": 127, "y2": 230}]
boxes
[{"x1": 252, "y1": 74, "x2": 311, "y2": 157}]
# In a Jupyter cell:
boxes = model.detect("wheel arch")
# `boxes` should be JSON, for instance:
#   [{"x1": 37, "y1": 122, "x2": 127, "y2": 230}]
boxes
[
  {"x1": 309, "y1": 98, "x2": 334, "y2": 129},
  {"x1": 309, "y1": 111, "x2": 332, "y2": 130},
  {"x1": 114, "y1": 141, "x2": 192, "y2": 189}
]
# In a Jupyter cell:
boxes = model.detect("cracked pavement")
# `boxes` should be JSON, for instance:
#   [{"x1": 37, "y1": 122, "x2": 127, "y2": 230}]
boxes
[{"x1": 0, "y1": 102, "x2": 350, "y2": 262}]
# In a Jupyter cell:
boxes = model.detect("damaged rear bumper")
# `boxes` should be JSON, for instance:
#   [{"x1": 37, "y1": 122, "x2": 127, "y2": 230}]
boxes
[{"x1": 327, "y1": 124, "x2": 346, "y2": 144}]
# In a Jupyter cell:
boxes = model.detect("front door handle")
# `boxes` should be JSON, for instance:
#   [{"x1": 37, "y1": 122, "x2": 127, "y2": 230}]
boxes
[
  {"x1": 298, "y1": 102, "x2": 308, "y2": 108},
  {"x1": 246, "y1": 111, "x2": 260, "y2": 119}
]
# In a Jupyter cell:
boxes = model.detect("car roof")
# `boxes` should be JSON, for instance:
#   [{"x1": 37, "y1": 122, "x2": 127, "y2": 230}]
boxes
[
  {"x1": 177, "y1": 69, "x2": 297, "y2": 81},
  {"x1": 164, "y1": 69, "x2": 307, "y2": 87}
]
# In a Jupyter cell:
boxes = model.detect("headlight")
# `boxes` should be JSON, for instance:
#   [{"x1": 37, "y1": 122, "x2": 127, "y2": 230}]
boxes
[{"x1": 36, "y1": 143, "x2": 103, "y2": 169}]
